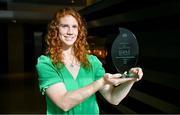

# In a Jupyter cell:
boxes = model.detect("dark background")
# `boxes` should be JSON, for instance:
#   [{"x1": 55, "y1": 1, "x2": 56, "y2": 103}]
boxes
[{"x1": 0, "y1": 0, "x2": 180, "y2": 114}]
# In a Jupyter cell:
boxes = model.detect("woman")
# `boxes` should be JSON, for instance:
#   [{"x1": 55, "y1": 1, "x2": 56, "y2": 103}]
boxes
[{"x1": 36, "y1": 7, "x2": 143, "y2": 114}]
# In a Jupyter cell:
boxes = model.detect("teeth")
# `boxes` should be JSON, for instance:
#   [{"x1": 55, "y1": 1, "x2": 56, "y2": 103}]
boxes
[
  {"x1": 66, "y1": 37, "x2": 71, "y2": 39},
  {"x1": 66, "y1": 37, "x2": 72, "y2": 39},
  {"x1": 65, "y1": 37, "x2": 73, "y2": 41}
]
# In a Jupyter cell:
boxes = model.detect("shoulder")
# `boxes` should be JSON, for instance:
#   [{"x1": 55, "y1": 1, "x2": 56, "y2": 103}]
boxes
[
  {"x1": 87, "y1": 54, "x2": 102, "y2": 65},
  {"x1": 36, "y1": 55, "x2": 53, "y2": 67},
  {"x1": 87, "y1": 54, "x2": 98, "y2": 61},
  {"x1": 37, "y1": 55, "x2": 51, "y2": 62},
  {"x1": 37, "y1": 55, "x2": 51, "y2": 63}
]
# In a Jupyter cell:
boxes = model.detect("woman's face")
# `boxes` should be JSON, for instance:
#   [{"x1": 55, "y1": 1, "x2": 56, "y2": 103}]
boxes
[{"x1": 58, "y1": 15, "x2": 78, "y2": 48}]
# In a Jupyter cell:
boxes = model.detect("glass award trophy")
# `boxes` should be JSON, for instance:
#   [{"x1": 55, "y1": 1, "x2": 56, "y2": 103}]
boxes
[{"x1": 111, "y1": 27, "x2": 139, "y2": 78}]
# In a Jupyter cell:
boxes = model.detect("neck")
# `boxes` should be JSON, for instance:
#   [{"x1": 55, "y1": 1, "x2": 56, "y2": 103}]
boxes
[
  {"x1": 63, "y1": 50, "x2": 80, "y2": 67},
  {"x1": 63, "y1": 46, "x2": 74, "y2": 56}
]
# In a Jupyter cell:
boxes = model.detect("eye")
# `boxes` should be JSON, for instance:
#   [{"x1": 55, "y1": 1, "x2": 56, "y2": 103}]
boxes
[{"x1": 72, "y1": 25, "x2": 78, "y2": 29}]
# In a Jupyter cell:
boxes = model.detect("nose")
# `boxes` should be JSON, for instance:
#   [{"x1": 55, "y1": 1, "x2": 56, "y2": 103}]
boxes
[{"x1": 67, "y1": 27, "x2": 73, "y2": 35}]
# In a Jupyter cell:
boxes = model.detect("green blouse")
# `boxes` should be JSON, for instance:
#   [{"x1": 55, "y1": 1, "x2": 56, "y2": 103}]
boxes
[{"x1": 36, "y1": 55, "x2": 105, "y2": 115}]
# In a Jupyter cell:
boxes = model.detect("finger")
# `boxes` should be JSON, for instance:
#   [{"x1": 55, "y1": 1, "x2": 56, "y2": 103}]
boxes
[
  {"x1": 104, "y1": 73, "x2": 112, "y2": 79},
  {"x1": 130, "y1": 67, "x2": 141, "y2": 71},
  {"x1": 137, "y1": 72, "x2": 143, "y2": 80},
  {"x1": 113, "y1": 77, "x2": 135, "y2": 85},
  {"x1": 115, "y1": 78, "x2": 136, "y2": 86},
  {"x1": 111, "y1": 73, "x2": 122, "y2": 78},
  {"x1": 130, "y1": 67, "x2": 143, "y2": 77},
  {"x1": 130, "y1": 69, "x2": 138, "y2": 74}
]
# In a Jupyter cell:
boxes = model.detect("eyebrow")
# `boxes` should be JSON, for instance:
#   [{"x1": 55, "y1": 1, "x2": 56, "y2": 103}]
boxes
[
  {"x1": 59, "y1": 24, "x2": 78, "y2": 27},
  {"x1": 59, "y1": 24, "x2": 68, "y2": 26}
]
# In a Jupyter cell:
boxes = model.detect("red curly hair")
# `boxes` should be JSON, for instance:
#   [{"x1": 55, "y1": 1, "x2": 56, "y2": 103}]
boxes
[{"x1": 45, "y1": 7, "x2": 90, "y2": 68}]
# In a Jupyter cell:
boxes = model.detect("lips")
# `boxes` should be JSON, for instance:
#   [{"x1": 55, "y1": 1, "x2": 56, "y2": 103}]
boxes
[{"x1": 64, "y1": 36, "x2": 74, "y2": 41}]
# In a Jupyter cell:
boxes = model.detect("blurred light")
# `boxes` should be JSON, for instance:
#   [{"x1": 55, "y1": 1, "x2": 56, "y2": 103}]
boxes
[
  {"x1": 12, "y1": 19, "x2": 16, "y2": 23},
  {"x1": 88, "y1": 48, "x2": 108, "y2": 59},
  {"x1": 71, "y1": 0, "x2": 75, "y2": 3}
]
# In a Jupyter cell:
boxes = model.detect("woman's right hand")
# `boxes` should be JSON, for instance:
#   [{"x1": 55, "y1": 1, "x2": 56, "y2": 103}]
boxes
[{"x1": 104, "y1": 73, "x2": 136, "y2": 86}]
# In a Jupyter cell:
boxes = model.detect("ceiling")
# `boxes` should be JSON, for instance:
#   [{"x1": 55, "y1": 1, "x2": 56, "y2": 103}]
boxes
[
  {"x1": 1, "y1": 0, "x2": 86, "y2": 6},
  {"x1": 0, "y1": 0, "x2": 91, "y2": 23}
]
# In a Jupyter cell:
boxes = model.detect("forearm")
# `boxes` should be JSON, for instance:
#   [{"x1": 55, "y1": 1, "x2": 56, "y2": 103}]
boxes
[
  {"x1": 100, "y1": 69, "x2": 143, "y2": 105},
  {"x1": 61, "y1": 77, "x2": 105, "y2": 111},
  {"x1": 110, "y1": 80, "x2": 135, "y2": 105}
]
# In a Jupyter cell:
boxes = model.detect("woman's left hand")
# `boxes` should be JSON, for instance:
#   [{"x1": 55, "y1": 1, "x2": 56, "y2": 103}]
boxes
[
  {"x1": 128, "y1": 67, "x2": 143, "y2": 82},
  {"x1": 104, "y1": 67, "x2": 143, "y2": 86}
]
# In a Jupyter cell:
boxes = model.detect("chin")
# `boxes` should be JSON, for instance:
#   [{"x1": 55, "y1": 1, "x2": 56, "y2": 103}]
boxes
[{"x1": 65, "y1": 42, "x2": 75, "y2": 47}]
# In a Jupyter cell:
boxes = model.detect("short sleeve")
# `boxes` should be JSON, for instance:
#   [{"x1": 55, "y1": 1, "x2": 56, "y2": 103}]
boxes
[
  {"x1": 88, "y1": 55, "x2": 105, "y2": 81},
  {"x1": 36, "y1": 55, "x2": 63, "y2": 95}
]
